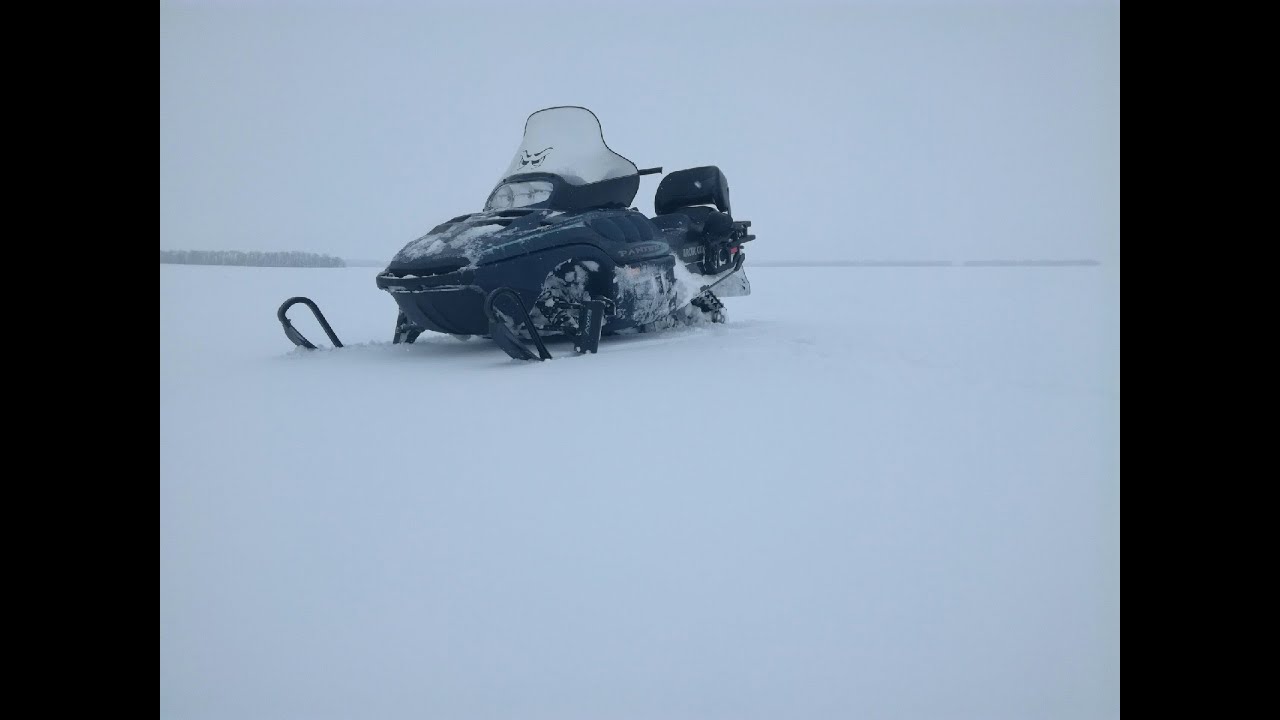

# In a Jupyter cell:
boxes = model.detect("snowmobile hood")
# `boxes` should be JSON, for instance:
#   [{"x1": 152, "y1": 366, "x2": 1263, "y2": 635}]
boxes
[{"x1": 386, "y1": 207, "x2": 667, "y2": 272}]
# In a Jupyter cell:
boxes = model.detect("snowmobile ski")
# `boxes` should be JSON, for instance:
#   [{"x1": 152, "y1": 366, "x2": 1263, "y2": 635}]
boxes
[{"x1": 278, "y1": 297, "x2": 343, "y2": 349}]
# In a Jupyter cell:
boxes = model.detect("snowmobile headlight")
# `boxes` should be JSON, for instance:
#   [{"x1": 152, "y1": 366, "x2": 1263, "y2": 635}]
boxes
[{"x1": 486, "y1": 181, "x2": 554, "y2": 210}]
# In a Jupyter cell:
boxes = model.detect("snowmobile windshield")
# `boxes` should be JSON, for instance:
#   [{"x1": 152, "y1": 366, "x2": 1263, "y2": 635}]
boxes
[{"x1": 485, "y1": 107, "x2": 640, "y2": 211}]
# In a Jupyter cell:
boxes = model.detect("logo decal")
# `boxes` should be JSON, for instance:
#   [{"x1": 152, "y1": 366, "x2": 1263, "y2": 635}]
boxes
[
  {"x1": 615, "y1": 242, "x2": 667, "y2": 259},
  {"x1": 519, "y1": 147, "x2": 553, "y2": 169}
]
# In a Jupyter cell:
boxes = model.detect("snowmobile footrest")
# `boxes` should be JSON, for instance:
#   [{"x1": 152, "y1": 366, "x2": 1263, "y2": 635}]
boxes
[
  {"x1": 573, "y1": 299, "x2": 606, "y2": 354},
  {"x1": 278, "y1": 296, "x2": 344, "y2": 349},
  {"x1": 484, "y1": 288, "x2": 552, "y2": 361}
]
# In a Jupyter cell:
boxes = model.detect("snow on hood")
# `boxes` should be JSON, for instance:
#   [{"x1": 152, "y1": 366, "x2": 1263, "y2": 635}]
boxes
[
  {"x1": 393, "y1": 210, "x2": 581, "y2": 268},
  {"x1": 396, "y1": 222, "x2": 505, "y2": 264}
]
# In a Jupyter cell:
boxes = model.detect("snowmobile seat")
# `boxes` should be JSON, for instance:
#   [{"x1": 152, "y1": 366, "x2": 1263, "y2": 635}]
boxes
[
  {"x1": 650, "y1": 206, "x2": 733, "y2": 244},
  {"x1": 649, "y1": 213, "x2": 690, "y2": 233},
  {"x1": 675, "y1": 205, "x2": 733, "y2": 239},
  {"x1": 650, "y1": 205, "x2": 733, "y2": 244}
]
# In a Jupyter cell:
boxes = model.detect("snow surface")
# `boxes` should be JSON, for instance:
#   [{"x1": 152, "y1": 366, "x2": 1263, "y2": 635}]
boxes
[{"x1": 160, "y1": 264, "x2": 1119, "y2": 720}]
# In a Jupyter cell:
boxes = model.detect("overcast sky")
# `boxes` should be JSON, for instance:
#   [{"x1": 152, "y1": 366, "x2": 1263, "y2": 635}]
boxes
[{"x1": 160, "y1": 0, "x2": 1119, "y2": 264}]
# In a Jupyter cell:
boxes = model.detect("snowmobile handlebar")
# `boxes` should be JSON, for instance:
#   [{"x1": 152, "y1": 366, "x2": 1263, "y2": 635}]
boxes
[{"x1": 637, "y1": 167, "x2": 663, "y2": 176}]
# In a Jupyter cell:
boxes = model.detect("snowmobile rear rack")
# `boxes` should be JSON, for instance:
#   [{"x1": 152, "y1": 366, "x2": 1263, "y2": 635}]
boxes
[{"x1": 278, "y1": 297, "x2": 344, "y2": 349}]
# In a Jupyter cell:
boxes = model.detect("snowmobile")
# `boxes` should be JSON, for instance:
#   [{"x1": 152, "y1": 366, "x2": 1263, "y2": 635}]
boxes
[{"x1": 278, "y1": 106, "x2": 755, "y2": 361}]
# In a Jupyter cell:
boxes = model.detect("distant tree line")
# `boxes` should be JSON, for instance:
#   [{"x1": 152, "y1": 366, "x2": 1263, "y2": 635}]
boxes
[{"x1": 160, "y1": 250, "x2": 346, "y2": 268}]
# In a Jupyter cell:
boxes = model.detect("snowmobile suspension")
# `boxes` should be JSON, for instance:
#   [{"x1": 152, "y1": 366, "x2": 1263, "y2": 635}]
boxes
[
  {"x1": 700, "y1": 251, "x2": 746, "y2": 294},
  {"x1": 484, "y1": 288, "x2": 609, "y2": 361},
  {"x1": 278, "y1": 297, "x2": 344, "y2": 349},
  {"x1": 484, "y1": 288, "x2": 552, "y2": 361},
  {"x1": 690, "y1": 252, "x2": 746, "y2": 323}
]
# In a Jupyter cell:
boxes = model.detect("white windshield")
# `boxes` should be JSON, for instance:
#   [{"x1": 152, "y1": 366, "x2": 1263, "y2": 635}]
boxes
[{"x1": 498, "y1": 107, "x2": 637, "y2": 185}]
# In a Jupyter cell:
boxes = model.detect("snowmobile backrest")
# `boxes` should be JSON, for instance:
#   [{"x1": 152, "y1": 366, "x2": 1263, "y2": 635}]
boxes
[{"x1": 655, "y1": 166, "x2": 731, "y2": 216}]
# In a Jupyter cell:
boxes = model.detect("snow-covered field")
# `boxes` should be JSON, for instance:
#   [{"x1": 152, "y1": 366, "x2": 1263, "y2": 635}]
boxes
[{"x1": 160, "y1": 264, "x2": 1119, "y2": 719}]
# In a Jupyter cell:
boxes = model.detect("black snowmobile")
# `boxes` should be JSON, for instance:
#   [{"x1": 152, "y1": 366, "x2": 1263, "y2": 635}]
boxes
[{"x1": 278, "y1": 106, "x2": 755, "y2": 361}]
